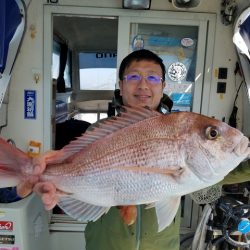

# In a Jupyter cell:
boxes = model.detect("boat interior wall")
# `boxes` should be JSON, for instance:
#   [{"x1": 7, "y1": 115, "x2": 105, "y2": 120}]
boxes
[{"x1": 0, "y1": 193, "x2": 51, "y2": 250}]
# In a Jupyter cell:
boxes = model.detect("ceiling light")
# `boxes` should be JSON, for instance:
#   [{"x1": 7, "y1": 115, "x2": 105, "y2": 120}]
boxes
[
  {"x1": 123, "y1": 0, "x2": 151, "y2": 10},
  {"x1": 172, "y1": 0, "x2": 201, "y2": 9}
]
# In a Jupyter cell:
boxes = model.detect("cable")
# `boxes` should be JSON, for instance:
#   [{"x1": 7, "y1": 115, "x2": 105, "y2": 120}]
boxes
[
  {"x1": 135, "y1": 205, "x2": 141, "y2": 250},
  {"x1": 229, "y1": 80, "x2": 244, "y2": 128},
  {"x1": 233, "y1": 80, "x2": 244, "y2": 107}
]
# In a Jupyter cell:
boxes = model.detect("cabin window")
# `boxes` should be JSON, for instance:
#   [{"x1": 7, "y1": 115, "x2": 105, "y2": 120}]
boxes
[
  {"x1": 52, "y1": 41, "x2": 60, "y2": 79},
  {"x1": 72, "y1": 100, "x2": 110, "y2": 123},
  {"x1": 78, "y1": 52, "x2": 117, "y2": 91},
  {"x1": 64, "y1": 50, "x2": 72, "y2": 89},
  {"x1": 74, "y1": 112, "x2": 107, "y2": 124}
]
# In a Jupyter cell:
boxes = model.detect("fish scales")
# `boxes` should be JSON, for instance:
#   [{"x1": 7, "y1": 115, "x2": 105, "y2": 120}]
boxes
[{"x1": 44, "y1": 115, "x2": 184, "y2": 177}]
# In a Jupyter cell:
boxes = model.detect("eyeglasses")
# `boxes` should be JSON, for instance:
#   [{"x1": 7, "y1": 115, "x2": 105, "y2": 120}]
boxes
[{"x1": 123, "y1": 73, "x2": 163, "y2": 85}]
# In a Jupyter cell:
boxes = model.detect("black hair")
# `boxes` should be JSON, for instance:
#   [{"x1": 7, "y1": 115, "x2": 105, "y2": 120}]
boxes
[{"x1": 118, "y1": 49, "x2": 166, "y2": 81}]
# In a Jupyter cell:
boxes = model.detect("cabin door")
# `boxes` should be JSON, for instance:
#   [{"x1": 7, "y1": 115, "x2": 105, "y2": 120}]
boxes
[{"x1": 116, "y1": 15, "x2": 215, "y2": 232}]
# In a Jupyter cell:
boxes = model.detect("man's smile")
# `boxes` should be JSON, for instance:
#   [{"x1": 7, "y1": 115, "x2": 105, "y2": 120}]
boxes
[{"x1": 135, "y1": 94, "x2": 151, "y2": 101}]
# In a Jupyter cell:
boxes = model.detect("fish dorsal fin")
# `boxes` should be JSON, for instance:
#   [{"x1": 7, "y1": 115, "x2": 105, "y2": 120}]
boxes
[
  {"x1": 58, "y1": 197, "x2": 110, "y2": 222},
  {"x1": 59, "y1": 106, "x2": 161, "y2": 162}
]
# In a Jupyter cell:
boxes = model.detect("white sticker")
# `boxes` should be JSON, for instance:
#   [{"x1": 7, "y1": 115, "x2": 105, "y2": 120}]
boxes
[
  {"x1": 132, "y1": 35, "x2": 144, "y2": 51},
  {"x1": 168, "y1": 62, "x2": 187, "y2": 82},
  {"x1": 181, "y1": 38, "x2": 194, "y2": 47}
]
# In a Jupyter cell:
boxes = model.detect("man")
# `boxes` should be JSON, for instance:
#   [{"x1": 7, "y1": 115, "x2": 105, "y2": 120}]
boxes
[
  {"x1": 18, "y1": 49, "x2": 250, "y2": 250},
  {"x1": 84, "y1": 50, "x2": 180, "y2": 250}
]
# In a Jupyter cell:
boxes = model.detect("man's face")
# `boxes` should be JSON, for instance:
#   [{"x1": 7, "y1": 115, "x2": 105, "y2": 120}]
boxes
[{"x1": 119, "y1": 60, "x2": 165, "y2": 110}]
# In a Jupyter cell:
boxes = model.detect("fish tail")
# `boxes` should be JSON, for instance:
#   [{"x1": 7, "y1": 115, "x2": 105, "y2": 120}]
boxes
[{"x1": 0, "y1": 137, "x2": 32, "y2": 187}]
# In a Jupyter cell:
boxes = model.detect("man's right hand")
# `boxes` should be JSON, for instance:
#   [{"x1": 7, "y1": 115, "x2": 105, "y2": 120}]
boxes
[
  {"x1": 17, "y1": 151, "x2": 61, "y2": 210},
  {"x1": 16, "y1": 176, "x2": 39, "y2": 198},
  {"x1": 17, "y1": 179, "x2": 59, "y2": 210},
  {"x1": 16, "y1": 156, "x2": 45, "y2": 198},
  {"x1": 33, "y1": 182, "x2": 59, "y2": 210}
]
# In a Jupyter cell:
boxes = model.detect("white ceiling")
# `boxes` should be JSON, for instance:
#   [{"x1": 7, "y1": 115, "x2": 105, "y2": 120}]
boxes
[{"x1": 53, "y1": 15, "x2": 118, "y2": 52}]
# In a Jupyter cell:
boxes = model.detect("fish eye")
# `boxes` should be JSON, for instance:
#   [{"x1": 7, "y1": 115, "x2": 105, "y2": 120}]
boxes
[{"x1": 206, "y1": 127, "x2": 220, "y2": 140}]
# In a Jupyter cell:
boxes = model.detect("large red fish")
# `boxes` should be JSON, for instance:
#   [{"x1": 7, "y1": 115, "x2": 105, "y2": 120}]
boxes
[{"x1": 0, "y1": 106, "x2": 249, "y2": 231}]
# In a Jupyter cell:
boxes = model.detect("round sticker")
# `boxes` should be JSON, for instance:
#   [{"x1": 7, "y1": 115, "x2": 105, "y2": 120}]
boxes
[
  {"x1": 132, "y1": 35, "x2": 144, "y2": 51},
  {"x1": 181, "y1": 38, "x2": 194, "y2": 47},
  {"x1": 168, "y1": 62, "x2": 187, "y2": 82}
]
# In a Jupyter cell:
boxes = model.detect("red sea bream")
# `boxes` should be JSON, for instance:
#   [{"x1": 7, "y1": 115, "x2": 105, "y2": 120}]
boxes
[{"x1": 0, "y1": 106, "x2": 249, "y2": 231}]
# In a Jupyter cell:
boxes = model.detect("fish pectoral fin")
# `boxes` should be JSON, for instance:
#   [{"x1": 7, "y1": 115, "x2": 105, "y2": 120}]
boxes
[
  {"x1": 124, "y1": 166, "x2": 184, "y2": 177},
  {"x1": 154, "y1": 197, "x2": 181, "y2": 232},
  {"x1": 58, "y1": 197, "x2": 110, "y2": 222}
]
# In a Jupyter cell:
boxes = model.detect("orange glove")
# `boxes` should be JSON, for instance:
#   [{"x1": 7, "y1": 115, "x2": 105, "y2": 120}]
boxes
[{"x1": 119, "y1": 205, "x2": 137, "y2": 225}]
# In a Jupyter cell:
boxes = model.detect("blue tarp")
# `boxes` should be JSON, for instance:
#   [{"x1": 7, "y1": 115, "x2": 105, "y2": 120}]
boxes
[
  {"x1": 239, "y1": 13, "x2": 250, "y2": 54},
  {"x1": 233, "y1": 7, "x2": 250, "y2": 104},
  {"x1": 0, "y1": 0, "x2": 22, "y2": 73}
]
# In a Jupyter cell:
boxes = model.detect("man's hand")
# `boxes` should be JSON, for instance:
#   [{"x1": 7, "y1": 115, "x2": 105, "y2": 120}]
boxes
[
  {"x1": 33, "y1": 182, "x2": 59, "y2": 210},
  {"x1": 16, "y1": 151, "x2": 60, "y2": 210},
  {"x1": 16, "y1": 176, "x2": 39, "y2": 197}
]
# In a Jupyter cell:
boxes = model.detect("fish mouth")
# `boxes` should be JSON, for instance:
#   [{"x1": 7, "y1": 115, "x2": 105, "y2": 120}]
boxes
[{"x1": 234, "y1": 136, "x2": 250, "y2": 157}]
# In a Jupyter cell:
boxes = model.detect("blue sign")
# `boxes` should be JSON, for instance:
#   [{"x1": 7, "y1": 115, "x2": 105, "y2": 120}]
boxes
[
  {"x1": 171, "y1": 92, "x2": 192, "y2": 106},
  {"x1": 148, "y1": 36, "x2": 180, "y2": 47},
  {"x1": 24, "y1": 90, "x2": 36, "y2": 119}
]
